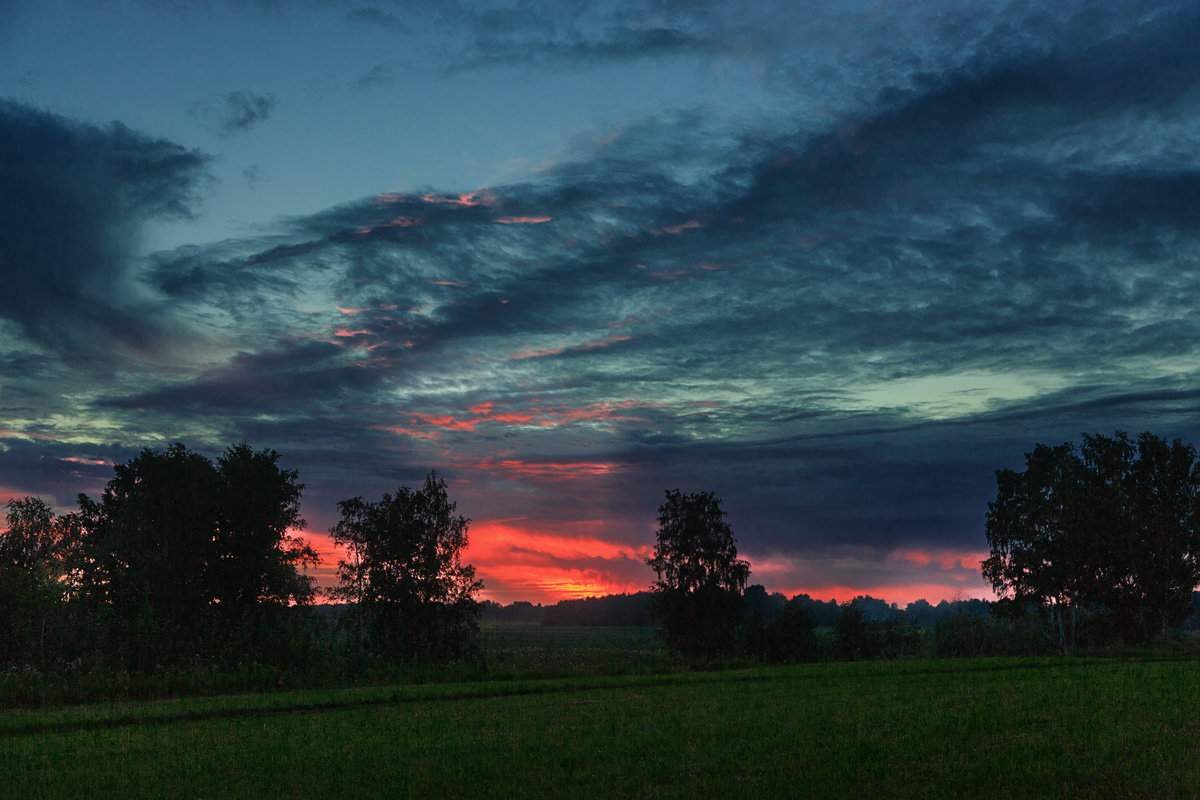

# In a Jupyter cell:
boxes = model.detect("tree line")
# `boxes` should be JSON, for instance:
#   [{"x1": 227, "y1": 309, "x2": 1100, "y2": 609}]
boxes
[
  {"x1": 646, "y1": 430, "x2": 1200, "y2": 661},
  {"x1": 0, "y1": 443, "x2": 480, "y2": 677},
  {"x1": 4, "y1": 430, "x2": 1199, "y2": 686}
]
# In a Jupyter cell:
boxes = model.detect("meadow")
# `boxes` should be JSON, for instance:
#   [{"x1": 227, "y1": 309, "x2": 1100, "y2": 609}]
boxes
[{"x1": 4, "y1": 624, "x2": 1200, "y2": 798}]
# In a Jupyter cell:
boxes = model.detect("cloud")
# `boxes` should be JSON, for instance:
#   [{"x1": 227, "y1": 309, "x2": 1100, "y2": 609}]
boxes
[
  {"x1": 8, "y1": 0, "x2": 1200, "y2": 604},
  {"x1": 134, "y1": 0, "x2": 1200, "y2": 562},
  {"x1": 348, "y1": 64, "x2": 393, "y2": 91},
  {"x1": 0, "y1": 99, "x2": 211, "y2": 358},
  {"x1": 242, "y1": 164, "x2": 266, "y2": 188},
  {"x1": 448, "y1": 24, "x2": 721, "y2": 73},
  {"x1": 345, "y1": 7, "x2": 408, "y2": 33},
  {"x1": 191, "y1": 90, "x2": 277, "y2": 136}
]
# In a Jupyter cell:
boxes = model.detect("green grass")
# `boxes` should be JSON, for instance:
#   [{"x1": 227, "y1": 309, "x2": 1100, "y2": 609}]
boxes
[
  {"x1": 480, "y1": 621, "x2": 670, "y2": 674},
  {"x1": 6, "y1": 656, "x2": 1200, "y2": 798},
  {"x1": 0, "y1": 623, "x2": 673, "y2": 708}
]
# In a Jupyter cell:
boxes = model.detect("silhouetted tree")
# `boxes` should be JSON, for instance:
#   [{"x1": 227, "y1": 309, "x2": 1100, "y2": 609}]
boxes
[
  {"x1": 69, "y1": 443, "x2": 317, "y2": 666},
  {"x1": 330, "y1": 471, "x2": 483, "y2": 661},
  {"x1": 982, "y1": 441, "x2": 1092, "y2": 653},
  {"x1": 209, "y1": 444, "x2": 318, "y2": 618},
  {"x1": 0, "y1": 497, "x2": 71, "y2": 668},
  {"x1": 1123, "y1": 433, "x2": 1200, "y2": 643},
  {"x1": 646, "y1": 489, "x2": 750, "y2": 658},
  {"x1": 767, "y1": 597, "x2": 816, "y2": 662},
  {"x1": 834, "y1": 600, "x2": 879, "y2": 660},
  {"x1": 982, "y1": 431, "x2": 1200, "y2": 650},
  {"x1": 743, "y1": 584, "x2": 787, "y2": 624}
]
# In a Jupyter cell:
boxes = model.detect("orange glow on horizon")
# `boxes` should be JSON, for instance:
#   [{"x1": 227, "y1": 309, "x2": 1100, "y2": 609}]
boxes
[
  {"x1": 767, "y1": 582, "x2": 996, "y2": 608},
  {"x1": 468, "y1": 520, "x2": 651, "y2": 562},
  {"x1": 293, "y1": 528, "x2": 993, "y2": 610}
]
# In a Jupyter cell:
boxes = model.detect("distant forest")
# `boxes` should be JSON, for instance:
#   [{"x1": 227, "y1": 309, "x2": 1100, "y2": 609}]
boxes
[
  {"x1": 480, "y1": 589, "x2": 995, "y2": 629},
  {"x1": 483, "y1": 588, "x2": 1200, "y2": 630}
]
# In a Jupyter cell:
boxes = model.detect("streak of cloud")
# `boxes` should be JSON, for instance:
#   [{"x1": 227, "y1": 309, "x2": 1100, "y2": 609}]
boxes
[{"x1": 191, "y1": 90, "x2": 277, "y2": 136}]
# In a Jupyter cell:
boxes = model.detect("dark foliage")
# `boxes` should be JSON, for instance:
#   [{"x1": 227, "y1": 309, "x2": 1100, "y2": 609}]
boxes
[
  {"x1": 646, "y1": 489, "x2": 750, "y2": 659},
  {"x1": 541, "y1": 592, "x2": 654, "y2": 626},
  {"x1": 71, "y1": 444, "x2": 316, "y2": 647},
  {"x1": 983, "y1": 431, "x2": 1200, "y2": 651},
  {"x1": 0, "y1": 497, "x2": 73, "y2": 670},
  {"x1": 1, "y1": 444, "x2": 319, "y2": 674},
  {"x1": 330, "y1": 471, "x2": 484, "y2": 661},
  {"x1": 765, "y1": 597, "x2": 817, "y2": 663},
  {"x1": 480, "y1": 600, "x2": 546, "y2": 623},
  {"x1": 834, "y1": 601, "x2": 879, "y2": 660}
]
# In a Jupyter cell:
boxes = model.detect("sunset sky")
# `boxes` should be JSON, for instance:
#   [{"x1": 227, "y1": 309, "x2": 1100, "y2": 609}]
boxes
[{"x1": 3, "y1": 0, "x2": 1199, "y2": 606}]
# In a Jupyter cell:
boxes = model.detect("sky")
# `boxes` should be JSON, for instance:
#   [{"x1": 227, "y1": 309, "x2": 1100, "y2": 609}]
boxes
[{"x1": 3, "y1": 0, "x2": 1199, "y2": 606}]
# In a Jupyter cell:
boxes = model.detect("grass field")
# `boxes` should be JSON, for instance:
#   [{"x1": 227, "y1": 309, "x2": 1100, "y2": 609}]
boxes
[{"x1": 6, "y1": 651, "x2": 1200, "y2": 798}]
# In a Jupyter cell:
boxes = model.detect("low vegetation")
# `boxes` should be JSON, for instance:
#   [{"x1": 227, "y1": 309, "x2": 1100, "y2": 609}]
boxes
[{"x1": 6, "y1": 654, "x2": 1200, "y2": 798}]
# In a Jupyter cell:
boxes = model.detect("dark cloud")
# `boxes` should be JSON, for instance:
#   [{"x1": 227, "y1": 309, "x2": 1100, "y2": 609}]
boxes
[
  {"x1": 109, "y1": 340, "x2": 392, "y2": 412},
  {"x1": 191, "y1": 90, "x2": 277, "y2": 136},
  {"x1": 0, "y1": 99, "x2": 211, "y2": 357}
]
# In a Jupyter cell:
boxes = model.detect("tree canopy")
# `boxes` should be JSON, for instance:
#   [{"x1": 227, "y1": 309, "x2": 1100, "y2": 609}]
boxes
[
  {"x1": 74, "y1": 442, "x2": 317, "y2": 629},
  {"x1": 982, "y1": 431, "x2": 1200, "y2": 651},
  {"x1": 646, "y1": 489, "x2": 750, "y2": 658},
  {"x1": 330, "y1": 470, "x2": 483, "y2": 660}
]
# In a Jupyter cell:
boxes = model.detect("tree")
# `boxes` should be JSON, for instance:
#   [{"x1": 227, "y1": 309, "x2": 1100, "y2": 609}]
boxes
[
  {"x1": 981, "y1": 441, "x2": 1091, "y2": 653},
  {"x1": 982, "y1": 431, "x2": 1200, "y2": 650},
  {"x1": 834, "y1": 600, "x2": 879, "y2": 660},
  {"x1": 767, "y1": 596, "x2": 816, "y2": 663},
  {"x1": 1117, "y1": 433, "x2": 1200, "y2": 643},
  {"x1": 72, "y1": 443, "x2": 317, "y2": 659},
  {"x1": 0, "y1": 497, "x2": 71, "y2": 668},
  {"x1": 210, "y1": 444, "x2": 317, "y2": 617},
  {"x1": 330, "y1": 471, "x2": 483, "y2": 660},
  {"x1": 645, "y1": 489, "x2": 750, "y2": 658}
]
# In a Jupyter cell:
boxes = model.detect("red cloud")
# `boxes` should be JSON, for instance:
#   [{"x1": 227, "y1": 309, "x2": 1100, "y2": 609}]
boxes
[
  {"x1": 421, "y1": 190, "x2": 495, "y2": 207},
  {"x1": 493, "y1": 216, "x2": 552, "y2": 224},
  {"x1": 467, "y1": 519, "x2": 652, "y2": 603},
  {"x1": 512, "y1": 334, "x2": 632, "y2": 360},
  {"x1": 746, "y1": 549, "x2": 996, "y2": 606},
  {"x1": 0, "y1": 428, "x2": 54, "y2": 441},
  {"x1": 303, "y1": 518, "x2": 653, "y2": 605},
  {"x1": 381, "y1": 399, "x2": 654, "y2": 439},
  {"x1": 893, "y1": 549, "x2": 990, "y2": 572},
  {"x1": 459, "y1": 458, "x2": 622, "y2": 482},
  {"x1": 657, "y1": 219, "x2": 702, "y2": 235}
]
